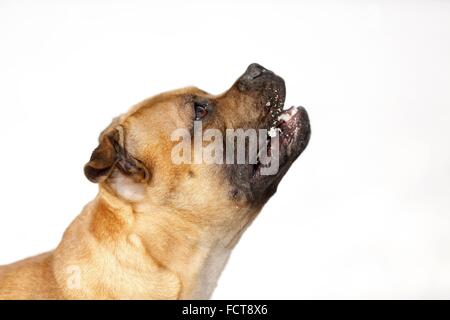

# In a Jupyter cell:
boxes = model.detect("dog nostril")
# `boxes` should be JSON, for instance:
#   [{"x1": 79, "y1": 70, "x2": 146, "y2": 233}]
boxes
[
  {"x1": 237, "y1": 63, "x2": 276, "y2": 91},
  {"x1": 245, "y1": 63, "x2": 268, "y2": 80}
]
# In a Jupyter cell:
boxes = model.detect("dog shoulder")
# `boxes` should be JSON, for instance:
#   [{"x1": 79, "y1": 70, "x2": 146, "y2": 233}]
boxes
[{"x1": 0, "y1": 252, "x2": 61, "y2": 299}]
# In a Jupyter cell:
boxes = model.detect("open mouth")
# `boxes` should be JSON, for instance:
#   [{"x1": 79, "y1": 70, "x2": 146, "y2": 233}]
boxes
[
  {"x1": 271, "y1": 105, "x2": 310, "y2": 150},
  {"x1": 227, "y1": 63, "x2": 311, "y2": 203},
  {"x1": 253, "y1": 85, "x2": 311, "y2": 178},
  {"x1": 226, "y1": 63, "x2": 311, "y2": 202}
]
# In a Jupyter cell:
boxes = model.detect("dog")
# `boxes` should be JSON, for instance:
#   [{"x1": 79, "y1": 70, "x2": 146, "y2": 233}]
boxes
[{"x1": 0, "y1": 63, "x2": 310, "y2": 299}]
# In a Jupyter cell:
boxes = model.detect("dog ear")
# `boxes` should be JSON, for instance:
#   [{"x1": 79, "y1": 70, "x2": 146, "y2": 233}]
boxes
[{"x1": 84, "y1": 126, "x2": 150, "y2": 183}]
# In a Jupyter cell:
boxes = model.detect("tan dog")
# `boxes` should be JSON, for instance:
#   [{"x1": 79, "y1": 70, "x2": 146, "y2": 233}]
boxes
[{"x1": 0, "y1": 64, "x2": 310, "y2": 299}]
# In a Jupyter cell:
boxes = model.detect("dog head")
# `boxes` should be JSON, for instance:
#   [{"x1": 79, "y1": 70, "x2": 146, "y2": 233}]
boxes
[{"x1": 84, "y1": 63, "x2": 310, "y2": 226}]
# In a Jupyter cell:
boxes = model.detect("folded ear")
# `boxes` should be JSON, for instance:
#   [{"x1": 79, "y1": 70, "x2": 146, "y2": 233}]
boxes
[{"x1": 84, "y1": 126, "x2": 150, "y2": 184}]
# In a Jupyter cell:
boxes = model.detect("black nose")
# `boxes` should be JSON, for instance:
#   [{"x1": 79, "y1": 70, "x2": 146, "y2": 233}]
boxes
[{"x1": 242, "y1": 63, "x2": 273, "y2": 81}]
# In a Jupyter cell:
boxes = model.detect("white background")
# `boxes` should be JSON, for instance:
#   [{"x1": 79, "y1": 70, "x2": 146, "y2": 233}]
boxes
[{"x1": 1, "y1": 0, "x2": 450, "y2": 299}]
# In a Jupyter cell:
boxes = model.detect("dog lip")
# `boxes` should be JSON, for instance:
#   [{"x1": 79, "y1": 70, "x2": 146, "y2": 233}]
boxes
[{"x1": 278, "y1": 106, "x2": 310, "y2": 148}]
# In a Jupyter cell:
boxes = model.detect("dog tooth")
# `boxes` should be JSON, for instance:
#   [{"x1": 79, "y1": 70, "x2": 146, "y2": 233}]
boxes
[
  {"x1": 278, "y1": 113, "x2": 291, "y2": 121},
  {"x1": 268, "y1": 127, "x2": 278, "y2": 137}
]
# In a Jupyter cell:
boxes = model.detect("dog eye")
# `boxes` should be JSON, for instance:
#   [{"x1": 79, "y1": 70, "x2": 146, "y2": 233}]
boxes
[{"x1": 194, "y1": 101, "x2": 208, "y2": 120}]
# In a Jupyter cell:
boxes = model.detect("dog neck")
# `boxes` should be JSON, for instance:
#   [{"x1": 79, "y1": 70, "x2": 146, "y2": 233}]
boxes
[{"x1": 55, "y1": 185, "x2": 256, "y2": 299}]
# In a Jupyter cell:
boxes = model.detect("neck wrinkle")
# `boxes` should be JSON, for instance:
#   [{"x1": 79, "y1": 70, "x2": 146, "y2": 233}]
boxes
[{"x1": 88, "y1": 185, "x2": 136, "y2": 241}]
